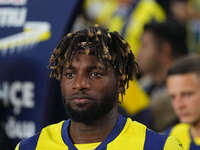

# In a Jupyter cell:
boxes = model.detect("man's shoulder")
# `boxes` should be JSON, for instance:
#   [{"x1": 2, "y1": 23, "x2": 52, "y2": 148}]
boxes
[
  {"x1": 165, "y1": 123, "x2": 190, "y2": 136},
  {"x1": 15, "y1": 132, "x2": 40, "y2": 150},
  {"x1": 42, "y1": 120, "x2": 65, "y2": 133},
  {"x1": 164, "y1": 123, "x2": 190, "y2": 149},
  {"x1": 172, "y1": 123, "x2": 190, "y2": 131},
  {"x1": 15, "y1": 121, "x2": 65, "y2": 150},
  {"x1": 127, "y1": 119, "x2": 183, "y2": 150},
  {"x1": 128, "y1": 119, "x2": 167, "y2": 141},
  {"x1": 144, "y1": 127, "x2": 183, "y2": 150}
]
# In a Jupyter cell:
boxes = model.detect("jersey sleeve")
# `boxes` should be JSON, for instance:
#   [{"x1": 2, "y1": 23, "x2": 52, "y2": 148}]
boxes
[{"x1": 164, "y1": 136, "x2": 184, "y2": 150}]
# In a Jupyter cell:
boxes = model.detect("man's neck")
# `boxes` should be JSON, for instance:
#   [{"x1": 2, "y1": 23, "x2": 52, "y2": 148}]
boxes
[
  {"x1": 69, "y1": 106, "x2": 119, "y2": 144},
  {"x1": 191, "y1": 121, "x2": 200, "y2": 138}
]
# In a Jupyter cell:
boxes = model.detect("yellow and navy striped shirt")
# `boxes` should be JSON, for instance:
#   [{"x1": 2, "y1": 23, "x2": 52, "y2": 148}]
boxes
[
  {"x1": 165, "y1": 123, "x2": 200, "y2": 150},
  {"x1": 15, "y1": 115, "x2": 183, "y2": 150}
]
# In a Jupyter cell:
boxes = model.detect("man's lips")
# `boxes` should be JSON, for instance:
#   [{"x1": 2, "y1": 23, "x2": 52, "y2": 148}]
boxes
[
  {"x1": 71, "y1": 96, "x2": 94, "y2": 104},
  {"x1": 73, "y1": 98, "x2": 91, "y2": 104},
  {"x1": 178, "y1": 112, "x2": 190, "y2": 117}
]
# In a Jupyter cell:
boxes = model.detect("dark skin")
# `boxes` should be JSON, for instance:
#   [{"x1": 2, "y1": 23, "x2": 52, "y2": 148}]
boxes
[{"x1": 61, "y1": 54, "x2": 122, "y2": 144}]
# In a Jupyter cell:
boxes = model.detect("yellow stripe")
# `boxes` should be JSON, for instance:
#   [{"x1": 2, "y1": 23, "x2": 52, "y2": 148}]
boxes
[
  {"x1": 75, "y1": 142, "x2": 100, "y2": 150},
  {"x1": 36, "y1": 121, "x2": 68, "y2": 150},
  {"x1": 169, "y1": 124, "x2": 191, "y2": 150},
  {"x1": 107, "y1": 118, "x2": 146, "y2": 150},
  {"x1": 164, "y1": 136, "x2": 184, "y2": 150}
]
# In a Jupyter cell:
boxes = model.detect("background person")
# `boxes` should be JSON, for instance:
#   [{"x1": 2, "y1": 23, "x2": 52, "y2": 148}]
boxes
[
  {"x1": 135, "y1": 19, "x2": 188, "y2": 131},
  {"x1": 166, "y1": 54, "x2": 200, "y2": 150}
]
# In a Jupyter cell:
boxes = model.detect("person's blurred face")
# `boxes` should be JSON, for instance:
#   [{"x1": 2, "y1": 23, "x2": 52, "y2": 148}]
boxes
[
  {"x1": 137, "y1": 30, "x2": 161, "y2": 75},
  {"x1": 171, "y1": 1, "x2": 190, "y2": 23},
  {"x1": 167, "y1": 73, "x2": 200, "y2": 125},
  {"x1": 61, "y1": 54, "x2": 120, "y2": 124}
]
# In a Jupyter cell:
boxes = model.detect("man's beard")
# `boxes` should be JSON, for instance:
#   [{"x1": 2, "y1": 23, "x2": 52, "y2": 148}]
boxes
[{"x1": 63, "y1": 92, "x2": 117, "y2": 124}]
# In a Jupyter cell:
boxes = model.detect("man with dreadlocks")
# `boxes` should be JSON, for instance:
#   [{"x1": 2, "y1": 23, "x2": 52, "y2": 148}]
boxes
[{"x1": 15, "y1": 25, "x2": 183, "y2": 150}]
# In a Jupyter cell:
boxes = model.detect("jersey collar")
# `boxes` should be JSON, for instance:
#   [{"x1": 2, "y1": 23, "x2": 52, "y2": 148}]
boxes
[{"x1": 61, "y1": 114, "x2": 127, "y2": 150}]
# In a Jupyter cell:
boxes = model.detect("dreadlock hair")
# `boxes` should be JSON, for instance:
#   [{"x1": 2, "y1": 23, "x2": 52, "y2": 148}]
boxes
[{"x1": 49, "y1": 25, "x2": 139, "y2": 99}]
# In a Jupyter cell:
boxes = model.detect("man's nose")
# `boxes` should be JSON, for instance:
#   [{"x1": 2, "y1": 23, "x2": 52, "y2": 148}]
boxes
[
  {"x1": 72, "y1": 74, "x2": 90, "y2": 90},
  {"x1": 173, "y1": 96, "x2": 185, "y2": 109}
]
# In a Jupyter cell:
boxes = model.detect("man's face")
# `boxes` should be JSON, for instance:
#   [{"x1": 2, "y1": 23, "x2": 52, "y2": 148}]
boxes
[
  {"x1": 171, "y1": 1, "x2": 190, "y2": 23},
  {"x1": 137, "y1": 30, "x2": 162, "y2": 75},
  {"x1": 167, "y1": 73, "x2": 200, "y2": 125},
  {"x1": 61, "y1": 54, "x2": 120, "y2": 124}
]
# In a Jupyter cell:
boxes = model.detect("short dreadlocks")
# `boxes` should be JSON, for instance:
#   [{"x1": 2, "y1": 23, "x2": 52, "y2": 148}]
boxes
[{"x1": 49, "y1": 25, "x2": 139, "y2": 97}]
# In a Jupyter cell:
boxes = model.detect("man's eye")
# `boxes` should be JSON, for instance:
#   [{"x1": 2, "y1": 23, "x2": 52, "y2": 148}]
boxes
[
  {"x1": 89, "y1": 72, "x2": 103, "y2": 78},
  {"x1": 65, "y1": 73, "x2": 74, "y2": 79},
  {"x1": 169, "y1": 95, "x2": 175, "y2": 101},
  {"x1": 183, "y1": 92, "x2": 193, "y2": 98}
]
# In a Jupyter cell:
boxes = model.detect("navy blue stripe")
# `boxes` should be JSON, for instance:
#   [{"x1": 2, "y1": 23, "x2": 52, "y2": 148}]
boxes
[
  {"x1": 61, "y1": 120, "x2": 78, "y2": 150},
  {"x1": 61, "y1": 115, "x2": 127, "y2": 150},
  {"x1": 189, "y1": 141, "x2": 200, "y2": 150},
  {"x1": 163, "y1": 127, "x2": 173, "y2": 136},
  {"x1": 19, "y1": 132, "x2": 40, "y2": 150},
  {"x1": 143, "y1": 128, "x2": 168, "y2": 150},
  {"x1": 96, "y1": 145, "x2": 107, "y2": 150},
  {"x1": 189, "y1": 128, "x2": 200, "y2": 150},
  {"x1": 95, "y1": 115, "x2": 127, "y2": 150}
]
